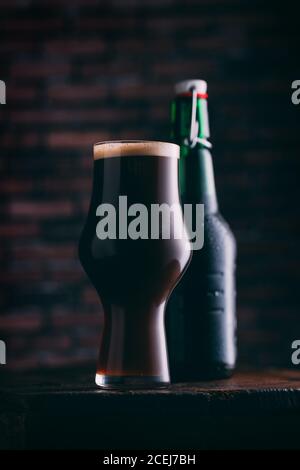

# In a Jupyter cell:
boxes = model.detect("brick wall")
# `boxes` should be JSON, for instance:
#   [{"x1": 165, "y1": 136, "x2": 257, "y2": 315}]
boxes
[{"x1": 0, "y1": 0, "x2": 299, "y2": 370}]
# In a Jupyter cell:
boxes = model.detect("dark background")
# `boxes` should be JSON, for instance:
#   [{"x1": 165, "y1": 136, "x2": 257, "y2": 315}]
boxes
[{"x1": 0, "y1": 0, "x2": 299, "y2": 371}]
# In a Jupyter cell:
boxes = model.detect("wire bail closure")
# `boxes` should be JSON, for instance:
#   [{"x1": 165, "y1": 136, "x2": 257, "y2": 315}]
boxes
[{"x1": 184, "y1": 87, "x2": 212, "y2": 149}]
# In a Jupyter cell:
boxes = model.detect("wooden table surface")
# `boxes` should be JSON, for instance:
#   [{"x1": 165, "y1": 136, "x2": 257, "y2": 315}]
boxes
[{"x1": 1, "y1": 368, "x2": 300, "y2": 449}]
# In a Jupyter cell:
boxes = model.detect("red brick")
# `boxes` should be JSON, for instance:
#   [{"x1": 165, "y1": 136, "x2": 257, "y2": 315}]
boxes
[
  {"x1": 0, "y1": 223, "x2": 39, "y2": 238},
  {"x1": 52, "y1": 311, "x2": 102, "y2": 328},
  {"x1": 47, "y1": 132, "x2": 110, "y2": 148},
  {"x1": 146, "y1": 16, "x2": 208, "y2": 31},
  {"x1": 0, "y1": 18, "x2": 63, "y2": 32},
  {"x1": 239, "y1": 285, "x2": 293, "y2": 301},
  {"x1": 0, "y1": 312, "x2": 43, "y2": 331},
  {"x1": 117, "y1": 129, "x2": 149, "y2": 140},
  {"x1": 0, "y1": 41, "x2": 38, "y2": 53},
  {"x1": 41, "y1": 0, "x2": 98, "y2": 5},
  {"x1": 77, "y1": 197, "x2": 90, "y2": 214},
  {"x1": 79, "y1": 333, "x2": 101, "y2": 348},
  {"x1": 45, "y1": 39, "x2": 105, "y2": 55},
  {"x1": 186, "y1": 36, "x2": 231, "y2": 51},
  {"x1": 40, "y1": 178, "x2": 91, "y2": 193},
  {"x1": 0, "y1": 180, "x2": 33, "y2": 193},
  {"x1": 82, "y1": 287, "x2": 99, "y2": 304},
  {"x1": 153, "y1": 59, "x2": 217, "y2": 76},
  {"x1": 1, "y1": 133, "x2": 40, "y2": 148},
  {"x1": 35, "y1": 354, "x2": 95, "y2": 369},
  {"x1": 149, "y1": 105, "x2": 168, "y2": 120},
  {"x1": 8, "y1": 86, "x2": 38, "y2": 102},
  {"x1": 114, "y1": 82, "x2": 172, "y2": 100},
  {"x1": 6, "y1": 356, "x2": 40, "y2": 371},
  {"x1": 0, "y1": 271, "x2": 43, "y2": 282},
  {"x1": 33, "y1": 335, "x2": 72, "y2": 350},
  {"x1": 9, "y1": 201, "x2": 74, "y2": 218},
  {"x1": 10, "y1": 109, "x2": 134, "y2": 125},
  {"x1": 11, "y1": 61, "x2": 70, "y2": 79},
  {"x1": 12, "y1": 244, "x2": 77, "y2": 260},
  {"x1": 78, "y1": 17, "x2": 137, "y2": 31},
  {"x1": 48, "y1": 84, "x2": 107, "y2": 102},
  {"x1": 7, "y1": 337, "x2": 29, "y2": 351},
  {"x1": 48, "y1": 270, "x2": 83, "y2": 282}
]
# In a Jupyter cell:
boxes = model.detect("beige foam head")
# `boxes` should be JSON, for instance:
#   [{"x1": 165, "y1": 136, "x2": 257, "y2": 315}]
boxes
[{"x1": 94, "y1": 140, "x2": 179, "y2": 160}]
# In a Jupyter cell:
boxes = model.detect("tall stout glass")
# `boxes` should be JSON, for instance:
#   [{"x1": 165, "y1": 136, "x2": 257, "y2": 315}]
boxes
[{"x1": 79, "y1": 141, "x2": 191, "y2": 388}]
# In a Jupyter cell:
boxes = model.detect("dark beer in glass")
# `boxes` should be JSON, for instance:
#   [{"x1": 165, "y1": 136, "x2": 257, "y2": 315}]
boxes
[{"x1": 79, "y1": 141, "x2": 191, "y2": 388}]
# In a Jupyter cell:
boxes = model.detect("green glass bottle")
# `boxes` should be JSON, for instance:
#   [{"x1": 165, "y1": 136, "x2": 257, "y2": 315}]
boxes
[{"x1": 166, "y1": 79, "x2": 237, "y2": 380}]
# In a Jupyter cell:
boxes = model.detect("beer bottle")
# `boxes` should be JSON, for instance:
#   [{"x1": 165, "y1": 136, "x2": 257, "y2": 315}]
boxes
[{"x1": 166, "y1": 79, "x2": 237, "y2": 380}]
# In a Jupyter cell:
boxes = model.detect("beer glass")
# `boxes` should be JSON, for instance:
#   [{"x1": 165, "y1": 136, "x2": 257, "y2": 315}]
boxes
[{"x1": 79, "y1": 141, "x2": 191, "y2": 388}]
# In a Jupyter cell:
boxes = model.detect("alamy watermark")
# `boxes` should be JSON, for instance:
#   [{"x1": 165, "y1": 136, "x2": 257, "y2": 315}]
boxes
[
  {"x1": 0, "y1": 80, "x2": 6, "y2": 104},
  {"x1": 0, "y1": 340, "x2": 6, "y2": 365},
  {"x1": 291, "y1": 80, "x2": 300, "y2": 105},
  {"x1": 95, "y1": 196, "x2": 204, "y2": 250},
  {"x1": 291, "y1": 340, "x2": 300, "y2": 365}
]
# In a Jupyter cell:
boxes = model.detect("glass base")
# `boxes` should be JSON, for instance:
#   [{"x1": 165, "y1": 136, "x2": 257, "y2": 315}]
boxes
[{"x1": 95, "y1": 373, "x2": 170, "y2": 390}]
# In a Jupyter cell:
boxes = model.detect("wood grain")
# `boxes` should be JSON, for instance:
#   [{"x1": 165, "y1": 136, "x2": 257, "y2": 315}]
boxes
[{"x1": 1, "y1": 369, "x2": 300, "y2": 449}]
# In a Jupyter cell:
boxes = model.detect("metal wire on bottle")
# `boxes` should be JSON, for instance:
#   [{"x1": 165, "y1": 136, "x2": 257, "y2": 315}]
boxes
[{"x1": 184, "y1": 87, "x2": 212, "y2": 149}]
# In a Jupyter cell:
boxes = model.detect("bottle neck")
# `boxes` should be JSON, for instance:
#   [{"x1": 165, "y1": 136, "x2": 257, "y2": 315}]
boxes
[{"x1": 171, "y1": 94, "x2": 218, "y2": 214}]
